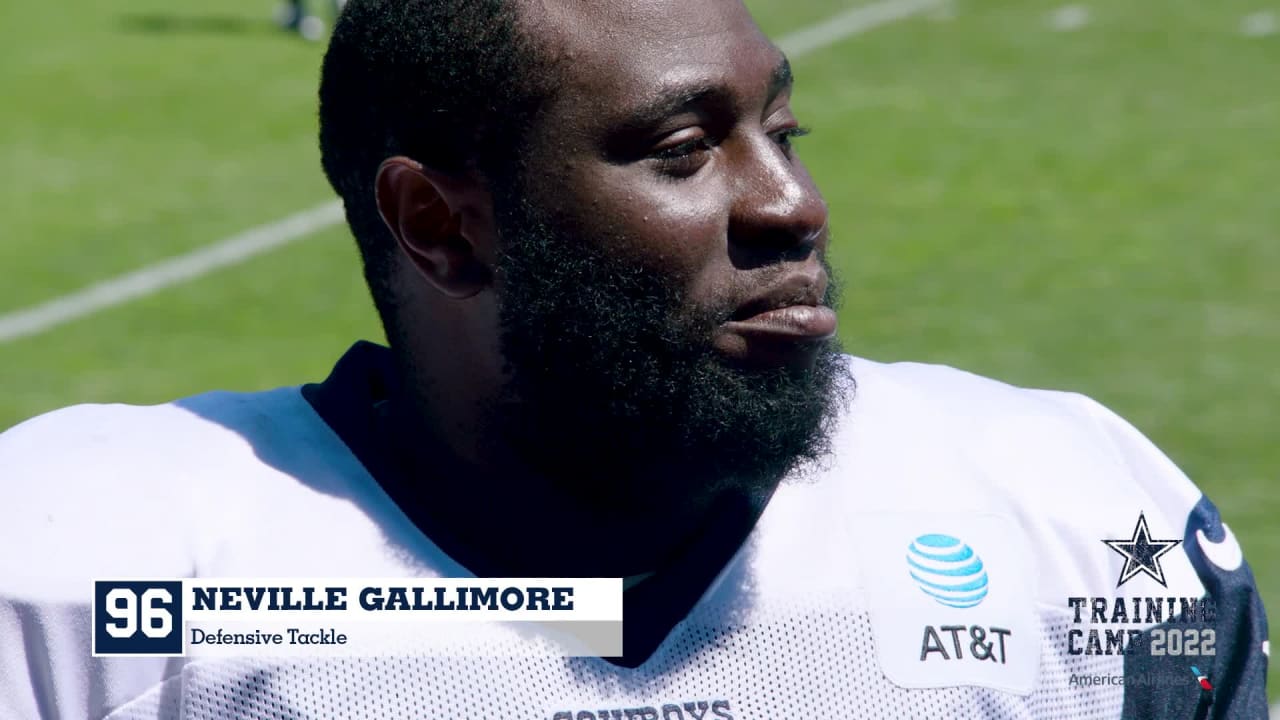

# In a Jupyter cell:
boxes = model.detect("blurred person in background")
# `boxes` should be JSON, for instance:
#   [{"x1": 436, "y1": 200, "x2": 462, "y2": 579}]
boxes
[{"x1": 276, "y1": 0, "x2": 345, "y2": 41}]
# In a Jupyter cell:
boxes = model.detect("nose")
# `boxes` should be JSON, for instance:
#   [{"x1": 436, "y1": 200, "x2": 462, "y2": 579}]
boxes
[{"x1": 727, "y1": 133, "x2": 829, "y2": 263}]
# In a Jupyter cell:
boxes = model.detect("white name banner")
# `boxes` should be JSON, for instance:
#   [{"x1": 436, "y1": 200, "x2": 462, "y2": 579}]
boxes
[{"x1": 92, "y1": 578, "x2": 623, "y2": 658}]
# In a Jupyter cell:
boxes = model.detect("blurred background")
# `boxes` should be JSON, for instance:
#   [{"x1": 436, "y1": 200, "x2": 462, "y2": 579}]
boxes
[{"x1": 1, "y1": 0, "x2": 1276, "y2": 707}]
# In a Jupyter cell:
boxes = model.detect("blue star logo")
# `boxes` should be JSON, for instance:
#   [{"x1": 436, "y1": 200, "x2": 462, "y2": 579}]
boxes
[{"x1": 1102, "y1": 512, "x2": 1182, "y2": 588}]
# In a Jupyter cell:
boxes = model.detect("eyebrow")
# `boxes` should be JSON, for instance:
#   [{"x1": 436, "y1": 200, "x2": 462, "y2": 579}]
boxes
[
  {"x1": 615, "y1": 54, "x2": 795, "y2": 134},
  {"x1": 767, "y1": 56, "x2": 794, "y2": 101}
]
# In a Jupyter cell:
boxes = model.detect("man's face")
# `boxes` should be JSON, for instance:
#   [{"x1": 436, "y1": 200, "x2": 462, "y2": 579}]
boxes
[
  {"x1": 513, "y1": 0, "x2": 834, "y2": 367},
  {"x1": 483, "y1": 0, "x2": 850, "y2": 507}
]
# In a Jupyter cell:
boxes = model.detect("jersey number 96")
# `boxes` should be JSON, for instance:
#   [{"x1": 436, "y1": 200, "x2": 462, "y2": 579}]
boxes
[
  {"x1": 105, "y1": 587, "x2": 173, "y2": 638},
  {"x1": 93, "y1": 580, "x2": 184, "y2": 656}
]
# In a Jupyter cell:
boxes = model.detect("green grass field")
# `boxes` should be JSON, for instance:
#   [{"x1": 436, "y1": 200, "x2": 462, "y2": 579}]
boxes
[{"x1": 2, "y1": 0, "x2": 1276, "y2": 702}]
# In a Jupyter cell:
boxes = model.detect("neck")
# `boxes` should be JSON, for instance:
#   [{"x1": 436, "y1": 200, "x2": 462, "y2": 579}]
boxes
[{"x1": 384, "y1": 375, "x2": 775, "y2": 578}]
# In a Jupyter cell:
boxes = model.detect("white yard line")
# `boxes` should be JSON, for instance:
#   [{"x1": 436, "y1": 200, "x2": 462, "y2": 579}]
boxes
[
  {"x1": 776, "y1": 0, "x2": 947, "y2": 56},
  {"x1": 0, "y1": 202, "x2": 344, "y2": 343},
  {"x1": 0, "y1": 0, "x2": 943, "y2": 345},
  {"x1": 1048, "y1": 4, "x2": 1091, "y2": 32},
  {"x1": 1240, "y1": 10, "x2": 1277, "y2": 37}
]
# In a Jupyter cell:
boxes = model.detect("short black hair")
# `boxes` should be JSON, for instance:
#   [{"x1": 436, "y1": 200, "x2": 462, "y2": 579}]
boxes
[{"x1": 318, "y1": 0, "x2": 545, "y2": 345}]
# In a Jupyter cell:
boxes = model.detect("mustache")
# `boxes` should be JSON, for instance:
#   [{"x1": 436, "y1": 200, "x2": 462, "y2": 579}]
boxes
[{"x1": 695, "y1": 258, "x2": 843, "y2": 328}]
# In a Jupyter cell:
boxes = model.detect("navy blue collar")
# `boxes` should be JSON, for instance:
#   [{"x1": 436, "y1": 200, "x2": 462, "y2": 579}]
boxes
[
  {"x1": 302, "y1": 340, "x2": 403, "y2": 493},
  {"x1": 302, "y1": 340, "x2": 766, "y2": 668}
]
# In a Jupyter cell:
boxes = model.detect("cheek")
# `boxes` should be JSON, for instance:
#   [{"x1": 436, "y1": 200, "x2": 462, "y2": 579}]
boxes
[{"x1": 556, "y1": 167, "x2": 735, "y2": 303}]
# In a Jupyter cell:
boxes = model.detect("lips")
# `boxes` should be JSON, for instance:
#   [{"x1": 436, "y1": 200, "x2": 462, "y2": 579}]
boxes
[
  {"x1": 714, "y1": 270, "x2": 839, "y2": 365},
  {"x1": 724, "y1": 303, "x2": 838, "y2": 340}
]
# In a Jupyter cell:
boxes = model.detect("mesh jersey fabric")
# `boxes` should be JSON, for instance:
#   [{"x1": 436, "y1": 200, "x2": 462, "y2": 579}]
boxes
[
  {"x1": 0, "y1": 345, "x2": 1269, "y2": 719},
  {"x1": 105, "y1": 609, "x2": 1123, "y2": 720}
]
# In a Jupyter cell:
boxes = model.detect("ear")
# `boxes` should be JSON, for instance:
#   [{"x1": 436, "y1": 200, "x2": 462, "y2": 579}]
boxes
[{"x1": 374, "y1": 156, "x2": 496, "y2": 299}]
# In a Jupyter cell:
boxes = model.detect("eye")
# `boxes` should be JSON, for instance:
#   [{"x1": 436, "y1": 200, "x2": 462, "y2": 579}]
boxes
[
  {"x1": 771, "y1": 126, "x2": 811, "y2": 154},
  {"x1": 649, "y1": 131, "x2": 716, "y2": 178},
  {"x1": 653, "y1": 135, "x2": 713, "y2": 160}
]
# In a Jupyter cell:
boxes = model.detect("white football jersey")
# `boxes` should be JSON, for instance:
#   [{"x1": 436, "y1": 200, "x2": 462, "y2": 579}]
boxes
[{"x1": 0, "y1": 342, "x2": 1269, "y2": 719}]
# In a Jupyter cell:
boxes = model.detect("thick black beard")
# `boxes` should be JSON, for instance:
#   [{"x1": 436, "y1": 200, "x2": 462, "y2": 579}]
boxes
[{"x1": 487, "y1": 197, "x2": 853, "y2": 513}]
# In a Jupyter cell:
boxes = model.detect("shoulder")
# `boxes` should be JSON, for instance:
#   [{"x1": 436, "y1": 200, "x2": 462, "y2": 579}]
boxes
[
  {"x1": 835, "y1": 356, "x2": 1211, "y2": 598},
  {"x1": 846, "y1": 355, "x2": 1090, "y2": 418},
  {"x1": 0, "y1": 388, "x2": 323, "y2": 598},
  {"x1": 0, "y1": 387, "x2": 319, "y2": 487},
  {"x1": 843, "y1": 355, "x2": 1197, "y2": 497}
]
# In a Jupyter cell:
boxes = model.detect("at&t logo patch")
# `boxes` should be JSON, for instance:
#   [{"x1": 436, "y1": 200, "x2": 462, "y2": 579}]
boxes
[
  {"x1": 907, "y1": 533, "x2": 989, "y2": 608},
  {"x1": 850, "y1": 512, "x2": 1039, "y2": 694}
]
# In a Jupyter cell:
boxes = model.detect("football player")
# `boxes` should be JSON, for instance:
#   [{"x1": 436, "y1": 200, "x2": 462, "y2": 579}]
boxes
[{"x1": 0, "y1": 0, "x2": 1269, "y2": 717}]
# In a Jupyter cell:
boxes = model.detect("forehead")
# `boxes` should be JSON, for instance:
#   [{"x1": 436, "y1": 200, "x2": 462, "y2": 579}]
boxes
[{"x1": 521, "y1": 0, "x2": 783, "y2": 115}]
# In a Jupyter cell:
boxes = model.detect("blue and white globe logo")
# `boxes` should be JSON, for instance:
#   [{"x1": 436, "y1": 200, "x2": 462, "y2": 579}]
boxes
[{"x1": 906, "y1": 534, "x2": 989, "y2": 609}]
